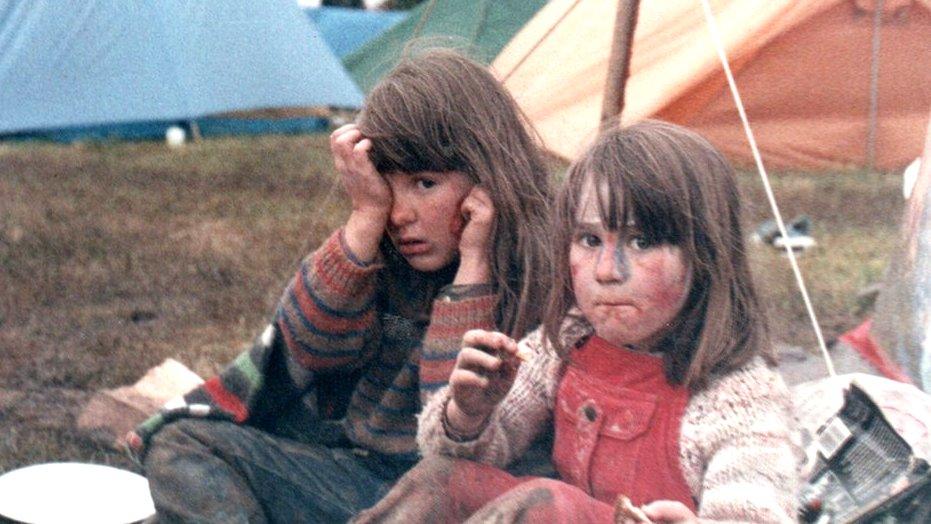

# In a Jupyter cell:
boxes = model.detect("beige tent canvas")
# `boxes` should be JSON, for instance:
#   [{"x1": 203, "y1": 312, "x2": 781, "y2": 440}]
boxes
[{"x1": 492, "y1": 0, "x2": 931, "y2": 170}]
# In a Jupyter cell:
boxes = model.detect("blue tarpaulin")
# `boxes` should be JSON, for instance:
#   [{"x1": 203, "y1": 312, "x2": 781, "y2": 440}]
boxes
[
  {"x1": 305, "y1": 6, "x2": 406, "y2": 58},
  {"x1": 0, "y1": 0, "x2": 363, "y2": 137}
]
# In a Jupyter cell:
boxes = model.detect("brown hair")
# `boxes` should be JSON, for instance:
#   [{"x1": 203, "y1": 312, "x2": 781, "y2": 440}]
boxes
[
  {"x1": 356, "y1": 49, "x2": 552, "y2": 339},
  {"x1": 544, "y1": 120, "x2": 772, "y2": 389}
]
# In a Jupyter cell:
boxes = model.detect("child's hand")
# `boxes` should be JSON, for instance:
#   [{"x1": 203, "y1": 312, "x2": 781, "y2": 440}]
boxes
[
  {"x1": 330, "y1": 124, "x2": 391, "y2": 262},
  {"x1": 453, "y1": 187, "x2": 495, "y2": 285},
  {"x1": 640, "y1": 500, "x2": 697, "y2": 523},
  {"x1": 331, "y1": 124, "x2": 391, "y2": 217},
  {"x1": 445, "y1": 330, "x2": 521, "y2": 436}
]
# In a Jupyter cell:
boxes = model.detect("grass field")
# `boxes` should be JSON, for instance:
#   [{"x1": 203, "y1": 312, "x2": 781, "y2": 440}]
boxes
[{"x1": 0, "y1": 134, "x2": 903, "y2": 473}]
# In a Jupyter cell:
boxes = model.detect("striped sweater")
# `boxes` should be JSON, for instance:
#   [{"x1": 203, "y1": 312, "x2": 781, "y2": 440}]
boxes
[
  {"x1": 128, "y1": 229, "x2": 496, "y2": 459},
  {"x1": 418, "y1": 320, "x2": 802, "y2": 523}
]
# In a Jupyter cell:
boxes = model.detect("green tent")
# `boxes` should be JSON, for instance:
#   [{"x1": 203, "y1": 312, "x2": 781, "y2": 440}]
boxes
[{"x1": 345, "y1": 0, "x2": 546, "y2": 93}]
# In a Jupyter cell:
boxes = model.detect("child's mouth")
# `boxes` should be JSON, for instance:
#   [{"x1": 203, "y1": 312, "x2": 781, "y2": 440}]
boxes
[
  {"x1": 596, "y1": 301, "x2": 636, "y2": 309},
  {"x1": 397, "y1": 239, "x2": 430, "y2": 255}
]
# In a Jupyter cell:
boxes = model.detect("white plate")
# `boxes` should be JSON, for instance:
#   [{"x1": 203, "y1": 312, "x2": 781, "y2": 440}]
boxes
[{"x1": 0, "y1": 462, "x2": 155, "y2": 524}]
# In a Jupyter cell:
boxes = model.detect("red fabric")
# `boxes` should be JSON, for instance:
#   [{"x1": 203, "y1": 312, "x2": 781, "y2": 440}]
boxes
[
  {"x1": 433, "y1": 337, "x2": 697, "y2": 522},
  {"x1": 552, "y1": 336, "x2": 696, "y2": 510},
  {"x1": 202, "y1": 377, "x2": 248, "y2": 423},
  {"x1": 839, "y1": 318, "x2": 913, "y2": 384},
  {"x1": 445, "y1": 460, "x2": 525, "y2": 519}
]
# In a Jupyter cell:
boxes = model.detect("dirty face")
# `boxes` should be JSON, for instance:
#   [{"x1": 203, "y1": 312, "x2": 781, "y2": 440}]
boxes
[
  {"x1": 569, "y1": 180, "x2": 691, "y2": 351},
  {"x1": 385, "y1": 171, "x2": 474, "y2": 272}
]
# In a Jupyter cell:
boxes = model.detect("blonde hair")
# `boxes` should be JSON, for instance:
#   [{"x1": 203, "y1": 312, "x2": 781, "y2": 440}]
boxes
[
  {"x1": 544, "y1": 120, "x2": 772, "y2": 389},
  {"x1": 357, "y1": 49, "x2": 552, "y2": 338}
]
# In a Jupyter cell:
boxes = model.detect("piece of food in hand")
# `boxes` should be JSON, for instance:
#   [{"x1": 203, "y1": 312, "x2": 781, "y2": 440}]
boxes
[
  {"x1": 613, "y1": 495, "x2": 653, "y2": 524},
  {"x1": 514, "y1": 345, "x2": 532, "y2": 362}
]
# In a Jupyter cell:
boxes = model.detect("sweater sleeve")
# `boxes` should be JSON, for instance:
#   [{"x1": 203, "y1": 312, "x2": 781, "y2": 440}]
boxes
[
  {"x1": 417, "y1": 327, "x2": 561, "y2": 468},
  {"x1": 418, "y1": 286, "x2": 497, "y2": 405},
  {"x1": 128, "y1": 323, "x2": 287, "y2": 461},
  {"x1": 128, "y1": 230, "x2": 383, "y2": 461},
  {"x1": 680, "y1": 359, "x2": 801, "y2": 523},
  {"x1": 274, "y1": 228, "x2": 382, "y2": 372}
]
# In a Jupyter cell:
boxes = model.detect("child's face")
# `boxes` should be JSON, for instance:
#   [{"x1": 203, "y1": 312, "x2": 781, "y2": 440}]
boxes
[
  {"x1": 385, "y1": 170, "x2": 474, "y2": 272},
  {"x1": 569, "y1": 182, "x2": 691, "y2": 351}
]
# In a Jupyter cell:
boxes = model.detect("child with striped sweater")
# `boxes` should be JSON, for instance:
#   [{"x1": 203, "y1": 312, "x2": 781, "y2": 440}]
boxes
[
  {"x1": 127, "y1": 50, "x2": 553, "y2": 523},
  {"x1": 356, "y1": 121, "x2": 800, "y2": 523}
]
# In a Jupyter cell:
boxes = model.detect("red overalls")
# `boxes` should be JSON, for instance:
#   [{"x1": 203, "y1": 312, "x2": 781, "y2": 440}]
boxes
[
  {"x1": 553, "y1": 335, "x2": 696, "y2": 508},
  {"x1": 442, "y1": 336, "x2": 698, "y2": 523}
]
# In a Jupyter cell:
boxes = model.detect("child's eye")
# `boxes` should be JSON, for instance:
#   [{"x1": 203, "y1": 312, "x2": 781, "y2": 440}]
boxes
[
  {"x1": 415, "y1": 178, "x2": 437, "y2": 190},
  {"x1": 577, "y1": 233, "x2": 602, "y2": 248},
  {"x1": 629, "y1": 235, "x2": 656, "y2": 250}
]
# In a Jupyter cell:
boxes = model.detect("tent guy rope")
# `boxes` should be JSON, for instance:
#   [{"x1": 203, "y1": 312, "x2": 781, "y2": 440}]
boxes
[
  {"x1": 698, "y1": 0, "x2": 836, "y2": 377},
  {"x1": 499, "y1": 0, "x2": 583, "y2": 83}
]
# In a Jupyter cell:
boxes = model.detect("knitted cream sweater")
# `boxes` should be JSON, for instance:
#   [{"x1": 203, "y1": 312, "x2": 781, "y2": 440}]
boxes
[{"x1": 417, "y1": 320, "x2": 801, "y2": 523}]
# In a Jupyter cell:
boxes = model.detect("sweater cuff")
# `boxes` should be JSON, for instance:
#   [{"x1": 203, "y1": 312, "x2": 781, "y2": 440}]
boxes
[
  {"x1": 338, "y1": 228, "x2": 379, "y2": 268},
  {"x1": 428, "y1": 293, "x2": 497, "y2": 333},
  {"x1": 312, "y1": 228, "x2": 383, "y2": 297},
  {"x1": 420, "y1": 294, "x2": 497, "y2": 387},
  {"x1": 417, "y1": 387, "x2": 499, "y2": 458}
]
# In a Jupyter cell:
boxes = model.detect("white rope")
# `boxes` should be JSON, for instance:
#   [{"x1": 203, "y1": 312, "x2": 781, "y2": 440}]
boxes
[{"x1": 698, "y1": 0, "x2": 835, "y2": 376}]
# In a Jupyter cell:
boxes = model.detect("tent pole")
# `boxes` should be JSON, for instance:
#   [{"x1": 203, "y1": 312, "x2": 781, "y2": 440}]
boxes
[
  {"x1": 867, "y1": 0, "x2": 884, "y2": 171},
  {"x1": 470, "y1": 0, "x2": 490, "y2": 51},
  {"x1": 411, "y1": 0, "x2": 437, "y2": 40},
  {"x1": 600, "y1": 0, "x2": 640, "y2": 130}
]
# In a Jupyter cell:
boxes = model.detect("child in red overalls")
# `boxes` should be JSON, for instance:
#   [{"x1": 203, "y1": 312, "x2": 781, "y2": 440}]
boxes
[{"x1": 355, "y1": 121, "x2": 799, "y2": 523}]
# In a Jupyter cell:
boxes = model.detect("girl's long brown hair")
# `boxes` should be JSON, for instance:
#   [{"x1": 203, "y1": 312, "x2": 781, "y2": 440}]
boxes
[
  {"x1": 544, "y1": 120, "x2": 773, "y2": 390},
  {"x1": 357, "y1": 49, "x2": 552, "y2": 338}
]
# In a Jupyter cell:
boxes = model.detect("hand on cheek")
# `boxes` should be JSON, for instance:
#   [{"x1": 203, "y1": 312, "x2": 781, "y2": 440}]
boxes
[{"x1": 453, "y1": 187, "x2": 494, "y2": 285}]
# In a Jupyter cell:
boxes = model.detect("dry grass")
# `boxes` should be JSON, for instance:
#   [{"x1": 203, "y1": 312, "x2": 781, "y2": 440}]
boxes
[
  {"x1": 0, "y1": 136, "x2": 904, "y2": 473},
  {"x1": 0, "y1": 136, "x2": 347, "y2": 472},
  {"x1": 738, "y1": 170, "x2": 902, "y2": 348}
]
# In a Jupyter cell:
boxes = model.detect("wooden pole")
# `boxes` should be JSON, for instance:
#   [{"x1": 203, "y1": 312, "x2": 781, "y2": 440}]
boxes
[{"x1": 600, "y1": 0, "x2": 641, "y2": 130}]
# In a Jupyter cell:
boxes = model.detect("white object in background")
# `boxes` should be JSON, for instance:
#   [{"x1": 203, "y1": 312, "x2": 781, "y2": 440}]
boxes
[
  {"x1": 773, "y1": 234, "x2": 816, "y2": 251},
  {"x1": 330, "y1": 114, "x2": 350, "y2": 128},
  {"x1": 0, "y1": 462, "x2": 155, "y2": 524},
  {"x1": 165, "y1": 125, "x2": 186, "y2": 148},
  {"x1": 903, "y1": 157, "x2": 921, "y2": 200}
]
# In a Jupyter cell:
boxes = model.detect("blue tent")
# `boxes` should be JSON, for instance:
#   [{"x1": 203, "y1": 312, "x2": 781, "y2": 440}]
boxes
[
  {"x1": 305, "y1": 6, "x2": 406, "y2": 59},
  {"x1": 0, "y1": 0, "x2": 363, "y2": 140}
]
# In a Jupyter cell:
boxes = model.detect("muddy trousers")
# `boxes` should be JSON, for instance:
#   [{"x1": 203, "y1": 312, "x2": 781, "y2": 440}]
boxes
[{"x1": 142, "y1": 419, "x2": 416, "y2": 524}]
